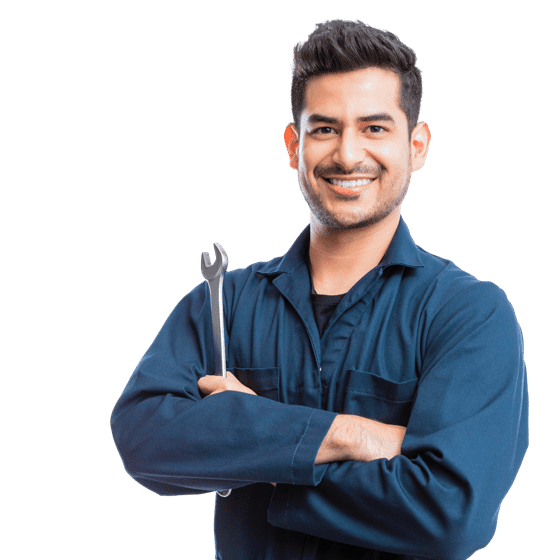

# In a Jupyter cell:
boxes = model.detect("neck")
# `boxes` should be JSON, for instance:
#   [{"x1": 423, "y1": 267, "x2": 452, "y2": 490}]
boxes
[{"x1": 308, "y1": 210, "x2": 401, "y2": 295}]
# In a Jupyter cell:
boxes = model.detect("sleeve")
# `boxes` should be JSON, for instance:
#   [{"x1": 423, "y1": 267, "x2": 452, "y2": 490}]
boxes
[
  {"x1": 267, "y1": 282, "x2": 529, "y2": 560},
  {"x1": 110, "y1": 281, "x2": 336, "y2": 496}
]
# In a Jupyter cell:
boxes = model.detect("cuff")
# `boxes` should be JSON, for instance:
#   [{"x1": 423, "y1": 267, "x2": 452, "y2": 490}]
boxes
[{"x1": 291, "y1": 408, "x2": 336, "y2": 486}]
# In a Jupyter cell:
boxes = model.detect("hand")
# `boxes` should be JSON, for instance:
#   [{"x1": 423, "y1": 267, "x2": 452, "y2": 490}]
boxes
[{"x1": 198, "y1": 371, "x2": 257, "y2": 397}]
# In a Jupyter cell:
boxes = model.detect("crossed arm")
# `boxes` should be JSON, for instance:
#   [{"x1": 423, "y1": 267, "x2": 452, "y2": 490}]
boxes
[
  {"x1": 198, "y1": 371, "x2": 406, "y2": 469},
  {"x1": 112, "y1": 281, "x2": 527, "y2": 558}
]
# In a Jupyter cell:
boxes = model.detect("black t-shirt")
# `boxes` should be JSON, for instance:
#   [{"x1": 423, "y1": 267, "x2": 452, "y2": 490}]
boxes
[
  {"x1": 311, "y1": 287, "x2": 346, "y2": 338},
  {"x1": 308, "y1": 251, "x2": 388, "y2": 336},
  {"x1": 308, "y1": 253, "x2": 347, "y2": 337}
]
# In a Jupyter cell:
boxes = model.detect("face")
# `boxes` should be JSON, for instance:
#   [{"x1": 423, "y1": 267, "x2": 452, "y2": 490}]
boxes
[{"x1": 290, "y1": 67, "x2": 424, "y2": 231}]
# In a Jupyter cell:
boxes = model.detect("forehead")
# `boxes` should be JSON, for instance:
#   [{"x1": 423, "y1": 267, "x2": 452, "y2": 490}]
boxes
[{"x1": 303, "y1": 67, "x2": 404, "y2": 123}]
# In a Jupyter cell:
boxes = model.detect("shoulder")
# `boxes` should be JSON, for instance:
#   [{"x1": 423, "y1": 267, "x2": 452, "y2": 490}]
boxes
[
  {"x1": 223, "y1": 257, "x2": 281, "y2": 291},
  {"x1": 168, "y1": 255, "x2": 283, "y2": 325},
  {"x1": 410, "y1": 247, "x2": 521, "y2": 350},
  {"x1": 220, "y1": 256, "x2": 284, "y2": 311},
  {"x1": 411, "y1": 245, "x2": 512, "y2": 311}
]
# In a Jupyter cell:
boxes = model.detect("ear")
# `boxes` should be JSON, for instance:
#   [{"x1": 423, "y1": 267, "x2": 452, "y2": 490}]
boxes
[
  {"x1": 284, "y1": 124, "x2": 299, "y2": 169},
  {"x1": 410, "y1": 122, "x2": 431, "y2": 172}
]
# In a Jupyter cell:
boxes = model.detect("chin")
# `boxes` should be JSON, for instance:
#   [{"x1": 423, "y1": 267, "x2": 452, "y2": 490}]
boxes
[{"x1": 313, "y1": 209, "x2": 393, "y2": 230}]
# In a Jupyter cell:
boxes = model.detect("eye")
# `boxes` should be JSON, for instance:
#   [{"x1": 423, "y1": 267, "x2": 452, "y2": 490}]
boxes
[
  {"x1": 367, "y1": 125, "x2": 385, "y2": 134},
  {"x1": 313, "y1": 126, "x2": 336, "y2": 135}
]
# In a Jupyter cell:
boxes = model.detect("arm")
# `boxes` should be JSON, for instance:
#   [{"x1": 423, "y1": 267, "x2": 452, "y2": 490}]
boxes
[
  {"x1": 110, "y1": 283, "x2": 337, "y2": 495},
  {"x1": 198, "y1": 372, "x2": 406, "y2": 465},
  {"x1": 315, "y1": 414, "x2": 406, "y2": 464},
  {"x1": 199, "y1": 373, "x2": 407, "y2": 489},
  {"x1": 267, "y1": 282, "x2": 528, "y2": 560}
]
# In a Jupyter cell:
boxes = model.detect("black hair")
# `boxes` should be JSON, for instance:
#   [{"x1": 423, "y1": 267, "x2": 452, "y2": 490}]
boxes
[{"x1": 291, "y1": 20, "x2": 422, "y2": 137}]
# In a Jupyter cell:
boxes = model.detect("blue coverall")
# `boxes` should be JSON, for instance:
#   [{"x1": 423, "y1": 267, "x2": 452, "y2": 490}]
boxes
[{"x1": 111, "y1": 218, "x2": 528, "y2": 560}]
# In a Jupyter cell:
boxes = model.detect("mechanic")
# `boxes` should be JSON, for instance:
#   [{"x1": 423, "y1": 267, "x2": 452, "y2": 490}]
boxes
[{"x1": 111, "y1": 20, "x2": 528, "y2": 560}]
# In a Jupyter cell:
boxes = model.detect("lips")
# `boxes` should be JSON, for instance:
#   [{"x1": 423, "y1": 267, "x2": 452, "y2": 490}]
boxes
[
  {"x1": 320, "y1": 176, "x2": 376, "y2": 196},
  {"x1": 324, "y1": 178, "x2": 374, "y2": 187}
]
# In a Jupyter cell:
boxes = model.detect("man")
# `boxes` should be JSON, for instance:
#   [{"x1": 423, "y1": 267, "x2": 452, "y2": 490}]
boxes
[{"x1": 111, "y1": 20, "x2": 528, "y2": 559}]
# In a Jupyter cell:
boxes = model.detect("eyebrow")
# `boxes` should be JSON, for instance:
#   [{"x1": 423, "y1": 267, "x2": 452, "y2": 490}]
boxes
[{"x1": 307, "y1": 112, "x2": 395, "y2": 125}]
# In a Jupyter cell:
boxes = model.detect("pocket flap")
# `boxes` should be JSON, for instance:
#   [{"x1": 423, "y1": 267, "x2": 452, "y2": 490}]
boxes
[
  {"x1": 343, "y1": 369, "x2": 417, "y2": 426},
  {"x1": 346, "y1": 369, "x2": 417, "y2": 403}
]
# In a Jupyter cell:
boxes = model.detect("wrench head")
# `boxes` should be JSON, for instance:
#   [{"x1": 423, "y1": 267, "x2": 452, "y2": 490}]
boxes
[{"x1": 201, "y1": 243, "x2": 228, "y2": 280}]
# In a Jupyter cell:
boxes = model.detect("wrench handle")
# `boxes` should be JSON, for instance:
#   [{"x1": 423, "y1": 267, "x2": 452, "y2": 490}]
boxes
[
  {"x1": 202, "y1": 246, "x2": 230, "y2": 498},
  {"x1": 206, "y1": 275, "x2": 227, "y2": 377},
  {"x1": 206, "y1": 274, "x2": 231, "y2": 498}
]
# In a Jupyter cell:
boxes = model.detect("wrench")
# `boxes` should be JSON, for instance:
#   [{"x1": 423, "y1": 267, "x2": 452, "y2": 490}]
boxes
[
  {"x1": 201, "y1": 243, "x2": 231, "y2": 498},
  {"x1": 201, "y1": 243, "x2": 228, "y2": 377}
]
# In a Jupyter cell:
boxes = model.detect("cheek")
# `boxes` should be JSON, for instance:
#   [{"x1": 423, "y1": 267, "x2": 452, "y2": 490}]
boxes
[
  {"x1": 381, "y1": 145, "x2": 392, "y2": 157},
  {"x1": 373, "y1": 141, "x2": 409, "y2": 168},
  {"x1": 301, "y1": 143, "x2": 328, "y2": 175}
]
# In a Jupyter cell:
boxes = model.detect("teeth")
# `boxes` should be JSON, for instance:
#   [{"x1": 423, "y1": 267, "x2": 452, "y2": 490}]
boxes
[{"x1": 327, "y1": 178, "x2": 373, "y2": 187}]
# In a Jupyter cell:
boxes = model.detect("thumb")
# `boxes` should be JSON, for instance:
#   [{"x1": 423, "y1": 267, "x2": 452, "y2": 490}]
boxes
[{"x1": 198, "y1": 374, "x2": 226, "y2": 395}]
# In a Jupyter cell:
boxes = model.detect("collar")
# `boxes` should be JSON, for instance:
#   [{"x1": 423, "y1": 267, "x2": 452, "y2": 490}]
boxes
[{"x1": 257, "y1": 216, "x2": 424, "y2": 277}]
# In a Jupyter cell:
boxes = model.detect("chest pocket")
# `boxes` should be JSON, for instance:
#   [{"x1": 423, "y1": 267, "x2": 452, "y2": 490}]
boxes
[
  {"x1": 342, "y1": 369, "x2": 417, "y2": 427},
  {"x1": 231, "y1": 367, "x2": 279, "y2": 402}
]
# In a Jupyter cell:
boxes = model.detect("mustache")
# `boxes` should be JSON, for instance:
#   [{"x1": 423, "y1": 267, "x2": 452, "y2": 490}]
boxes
[{"x1": 314, "y1": 164, "x2": 383, "y2": 178}]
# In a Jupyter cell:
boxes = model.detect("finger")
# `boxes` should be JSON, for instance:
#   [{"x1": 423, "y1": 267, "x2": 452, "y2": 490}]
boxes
[
  {"x1": 198, "y1": 375, "x2": 225, "y2": 396},
  {"x1": 198, "y1": 372, "x2": 234, "y2": 392}
]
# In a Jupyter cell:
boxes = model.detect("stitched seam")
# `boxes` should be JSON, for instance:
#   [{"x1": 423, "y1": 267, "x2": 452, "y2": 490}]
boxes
[{"x1": 291, "y1": 410, "x2": 313, "y2": 485}]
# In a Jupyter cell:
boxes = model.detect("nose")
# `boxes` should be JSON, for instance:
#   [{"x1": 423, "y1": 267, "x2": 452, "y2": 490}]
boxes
[{"x1": 331, "y1": 130, "x2": 367, "y2": 170}]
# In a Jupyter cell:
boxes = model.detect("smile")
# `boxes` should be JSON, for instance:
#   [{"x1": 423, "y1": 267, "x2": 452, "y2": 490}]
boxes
[
  {"x1": 319, "y1": 176, "x2": 377, "y2": 198},
  {"x1": 323, "y1": 177, "x2": 375, "y2": 187}
]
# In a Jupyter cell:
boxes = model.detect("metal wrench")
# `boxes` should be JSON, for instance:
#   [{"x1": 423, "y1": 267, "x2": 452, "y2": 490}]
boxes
[
  {"x1": 201, "y1": 243, "x2": 228, "y2": 377},
  {"x1": 201, "y1": 243, "x2": 231, "y2": 498}
]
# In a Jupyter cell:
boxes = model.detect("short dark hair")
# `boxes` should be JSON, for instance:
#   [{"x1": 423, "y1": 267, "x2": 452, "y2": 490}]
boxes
[{"x1": 291, "y1": 20, "x2": 422, "y2": 137}]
